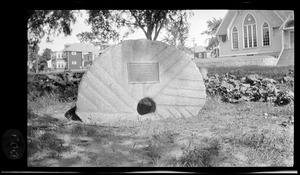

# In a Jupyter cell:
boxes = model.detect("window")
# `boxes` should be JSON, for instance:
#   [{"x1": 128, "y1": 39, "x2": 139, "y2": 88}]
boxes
[
  {"x1": 232, "y1": 27, "x2": 239, "y2": 49},
  {"x1": 72, "y1": 61, "x2": 77, "y2": 65},
  {"x1": 71, "y1": 52, "x2": 76, "y2": 55},
  {"x1": 243, "y1": 14, "x2": 257, "y2": 48},
  {"x1": 262, "y1": 22, "x2": 270, "y2": 46}
]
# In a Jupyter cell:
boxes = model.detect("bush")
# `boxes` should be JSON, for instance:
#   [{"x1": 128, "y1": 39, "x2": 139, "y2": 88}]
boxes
[
  {"x1": 204, "y1": 69, "x2": 294, "y2": 104},
  {"x1": 27, "y1": 71, "x2": 84, "y2": 102}
]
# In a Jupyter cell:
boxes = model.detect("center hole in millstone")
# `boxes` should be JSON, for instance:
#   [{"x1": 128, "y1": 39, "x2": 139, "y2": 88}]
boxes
[{"x1": 137, "y1": 97, "x2": 156, "y2": 115}]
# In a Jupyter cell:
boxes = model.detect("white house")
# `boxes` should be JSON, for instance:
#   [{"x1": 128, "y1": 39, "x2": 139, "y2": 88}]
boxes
[{"x1": 50, "y1": 51, "x2": 66, "y2": 71}]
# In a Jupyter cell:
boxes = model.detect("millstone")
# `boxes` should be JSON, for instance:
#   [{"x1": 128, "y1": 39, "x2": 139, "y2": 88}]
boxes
[{"x1": 75, "y1": 39, "x2": 206, "y2": 125}]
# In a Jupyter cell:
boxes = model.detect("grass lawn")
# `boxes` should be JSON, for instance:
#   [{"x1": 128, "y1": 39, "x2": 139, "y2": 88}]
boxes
[
  {"x1": 27, "y1": 97, "x2": 294, "y2": 167},
  {"x1": 27, "y1": 65, "x2": 294, "y2": 167}
]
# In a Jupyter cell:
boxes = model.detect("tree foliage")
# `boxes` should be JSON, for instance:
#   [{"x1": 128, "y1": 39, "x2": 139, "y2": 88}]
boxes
[
  {"x1": 28, "y1": 44, "x2": 40, "y2": 62},
  {"x1": 201, "y1": 17, "x2": 222, "y2": 58},
  {"x1": 162, "y1": 11, "x2": 193, "y2": 50},
  {"x1": 41, "y1": 48, "x2": 52, "y2": 61},
  {"x1": 27, "y1": 10, "x2": 78, "y2": 50},
  {"x1": 78, "y1": 10, "x2": 191, "y2": 43},
  {"x1": 76, "y1": 31, "x2": 108, "y2": 47},
  {"x1": 38, "y1": 60, "x2": 48, "y2": 71}
]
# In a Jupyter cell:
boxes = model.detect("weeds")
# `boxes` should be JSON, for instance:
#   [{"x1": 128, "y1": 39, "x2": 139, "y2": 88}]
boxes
[
  {"x1": 28, "y1": 130, "x2": 70, "y2": 158},
  {"x1": 229, "y1": 127, "x2": 293, "y2": 152},
  {"x1": 71, "y1": 125, "x2": 84, "y2": 136},
  {"x1": 226, "y1": 126, "x2": 293, "y2": 166},
  {"x1": 28, "y1": 108, "x2": 70, "y2": 159},
  {"x1": 171, "y1": 140, "x2": 220, "y2": 167},
  {"x1": 70, "y1": 124, "x2": 98, "y2": 137},
  {"x1": 28, "y1": 92, "x2": 62, "y2": 113}
]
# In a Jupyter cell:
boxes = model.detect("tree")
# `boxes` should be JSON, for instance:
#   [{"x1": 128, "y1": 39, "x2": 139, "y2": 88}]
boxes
[
  {"x1": 79, "y1": 10, "x2": 191, "y2": 43},
  {"x1": 201, "y1": 17, "x2": 222, "y2": 58},
  {"x1": 27, "y1": 44, "x2": 40, "y2": 62},
  {"x1": 27, "y1": 10, "x2": 78, "y2": 50},
  {"x1": 40, "y1": 48, "x2": 52, "y2": 61},
  {"x1": 76, "y1": 31, "x2": 108, "y2": 47},
  {"x1": 162, "y1": 11, "x2": 193, "y2": 50},
  {"x1": 38, "y1": 60, "x2": 48, "y2": 71}
]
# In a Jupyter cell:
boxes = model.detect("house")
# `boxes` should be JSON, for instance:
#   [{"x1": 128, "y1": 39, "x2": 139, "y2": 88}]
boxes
[
  {"x1": 62, "y1": 43, "x2": 100, "y2": 71},
  {"x1": 50, "y1": 51, "x2": 66, "y2": 71},
  {"x1": 215, "y1": 10, "x2": 294, "y2": 66},
  {"x1": 49, "y1": 43, "x2": 112, "y2": 71},
  {"x1": 193, "y1": 45, "x2": 210, "y2": 59}
]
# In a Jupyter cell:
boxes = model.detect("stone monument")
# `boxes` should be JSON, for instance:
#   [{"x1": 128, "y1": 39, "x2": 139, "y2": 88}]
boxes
[{"x1": 75, "y1": 39, "x2": 206, "y2": 124}]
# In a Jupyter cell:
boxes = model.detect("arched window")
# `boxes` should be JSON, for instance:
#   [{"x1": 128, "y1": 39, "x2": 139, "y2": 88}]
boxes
[
  {"x1": 232, "y1": 27, "x2": 239, "y2": 49},
  {"x1": 243, "y1": 13, "x2": 257, "y2": 48},
  {"x1": 262, "y1": 22, "x2": 270, "y2": 46}
]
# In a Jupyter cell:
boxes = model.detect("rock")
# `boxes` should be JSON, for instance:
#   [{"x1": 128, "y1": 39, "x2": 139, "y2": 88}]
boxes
[
  {"x1": 75, "y1": 39, "x2": 206, "y2": 125},
  {"x1": 65, "y1": 106, "x2": 82, "y2": 122}
]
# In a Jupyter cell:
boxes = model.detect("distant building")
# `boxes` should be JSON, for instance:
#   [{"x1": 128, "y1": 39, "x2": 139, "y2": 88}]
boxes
[
  {"x1": 193, "y1": 46, "x2": 210, "y2": 59},
  {"x1": 51, "y1": 51, "x2": 66, "y2": 71},
  {"x1": 49, "y1": 43, "x2": 113, "y2": 71},
  {"x1": 62, "y1": 43, "x2": 101, "y2": 71},
  {"x1": 47, "y1": 60, "x2": 52, "y2": 69}
]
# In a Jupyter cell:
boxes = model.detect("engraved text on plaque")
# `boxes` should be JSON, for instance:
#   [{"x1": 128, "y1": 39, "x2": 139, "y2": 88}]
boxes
[{"x1": 128, "y1": 62, "x2": 159, "y2": 83}]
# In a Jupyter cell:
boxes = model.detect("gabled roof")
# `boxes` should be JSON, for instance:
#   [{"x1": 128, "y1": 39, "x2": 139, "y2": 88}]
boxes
[
  {"x1": 62, "y1": 43, "x2": 99, "y2": 52},
  {"x1": 215, "y1": 10, "x2": 237, "y2": 36},
  {"x1": 215, "y1": 10, "x2": 294, "y2": 36},
  {"x1": 279, "y1": 13, "x2": 294, "y2": 30}
]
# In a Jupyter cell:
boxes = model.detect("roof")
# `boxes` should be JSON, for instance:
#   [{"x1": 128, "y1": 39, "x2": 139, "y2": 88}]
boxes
[
  {"x1": 215, "y1": 10, "x2": 237, "y2": 36},
  {"x1": 215, "y1": 10, "x2": 294, "y2": 36},
  {"x1": 279, "y1": 14, "x2": 294, "y2": 30},
  {"x1": 194, "y1": 46, "x2": 206, "y2": 53},
  {"x1": 62, "y1": 43, "x2": 99, "y2": 52}
]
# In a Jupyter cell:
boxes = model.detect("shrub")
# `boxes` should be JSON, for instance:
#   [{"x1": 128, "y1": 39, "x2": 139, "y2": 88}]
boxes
[
  {"x1": 204, "y1": 70, "x2": 294, "y2": 104},
  {"x1": 27, "y1": 71, "x2": 84, "y2": 102}
]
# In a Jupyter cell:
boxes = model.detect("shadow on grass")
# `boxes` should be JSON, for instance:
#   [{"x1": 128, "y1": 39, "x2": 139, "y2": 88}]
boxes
[{"x1": 223, "y1": 126, "x2": 293, "y2": 166}]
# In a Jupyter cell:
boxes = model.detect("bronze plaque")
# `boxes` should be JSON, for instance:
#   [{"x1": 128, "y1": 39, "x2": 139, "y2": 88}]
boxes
[{"x1": 128, "y1": 62, "x2": 159, "y2": 83}]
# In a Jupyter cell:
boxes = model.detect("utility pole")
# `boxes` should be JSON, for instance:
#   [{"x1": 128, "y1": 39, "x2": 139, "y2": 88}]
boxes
[{"x1": 192, "y1": 38, "x2": 195, "y2": 60}]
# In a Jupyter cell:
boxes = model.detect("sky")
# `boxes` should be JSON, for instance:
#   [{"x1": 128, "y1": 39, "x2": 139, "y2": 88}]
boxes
[{"x1": 37, "y1": 10, "x2": 228, "y2": 54}]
